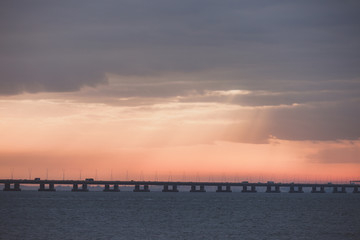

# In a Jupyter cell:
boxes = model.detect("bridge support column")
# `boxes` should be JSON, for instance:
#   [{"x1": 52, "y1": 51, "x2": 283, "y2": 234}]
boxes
[
  {"x1": 353, "y1": 186, "x2": 360, "y2": 193},
  {"x1": 72, "y1": 183, "x2": 89, "y2": 192},
  {"x1": 103, "y1": 184, "x2": 120, "y2": 192},
  {"x1": 190, "y1": 185, "x2": 206, "y2": 192},
  {"x1": 216, "y1": 185, "x2": 232, "y2": 192},
  {"x1": 133, "y1": 184, "x2": 150, "y2": 192},
  {"x1": 4, "y1": 183, "x2": 10, "y2": 191},
  {"x1": 242, "y1": 185, "x2": 256, "y2": 193},
  {"x1": 311, "y1": 186, "x2": 325, "y2": 193},
  {"x1": 266, "y1": 185, "x2": 280, "y2": 193},
  {"x1": 289, "y1": 185, "x2": 304, "y2": 193},
  {"x1": 333, "y1": 186, "x2": 346, "y2": 193},
  {"x1": 38, "y1": 183, "x2": 56, "y2": 192},
  {"x1": 162, "y1": 184, "x2": 179, "y2": 192},
  {"x1": 3, "y1": 183, "x2": 21, "y2": 191}
]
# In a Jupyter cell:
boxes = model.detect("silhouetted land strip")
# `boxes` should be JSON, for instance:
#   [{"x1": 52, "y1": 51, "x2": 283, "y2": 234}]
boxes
[{"x1": 1, "y1": 179, "x2": 359, "y2": 193}]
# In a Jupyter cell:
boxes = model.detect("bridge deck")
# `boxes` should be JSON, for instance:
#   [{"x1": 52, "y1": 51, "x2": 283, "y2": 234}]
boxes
[{"x1": 0, "y1": 179, "x2": 358, "y2": 188}]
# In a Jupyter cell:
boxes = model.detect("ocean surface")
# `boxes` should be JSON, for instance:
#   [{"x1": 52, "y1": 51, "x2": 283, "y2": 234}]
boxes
[{"x1": 0, "y1": 191, "x2": 359, "y2": 240}]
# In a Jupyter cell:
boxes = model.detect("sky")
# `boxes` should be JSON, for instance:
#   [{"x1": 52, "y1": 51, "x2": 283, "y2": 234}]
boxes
[{"x1": 1, "y1": 1, "x2": 360, "y2": 182}]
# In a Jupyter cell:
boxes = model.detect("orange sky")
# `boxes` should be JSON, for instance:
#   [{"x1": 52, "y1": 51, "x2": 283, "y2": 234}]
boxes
[{"x1": 1, "y1": 84, "x2": 359, "y2": 182}]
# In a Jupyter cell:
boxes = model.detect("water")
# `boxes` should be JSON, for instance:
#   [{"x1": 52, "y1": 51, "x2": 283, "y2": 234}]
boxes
[{"x1": 0, "y1": 191, "x2": 359, "y2": 240}]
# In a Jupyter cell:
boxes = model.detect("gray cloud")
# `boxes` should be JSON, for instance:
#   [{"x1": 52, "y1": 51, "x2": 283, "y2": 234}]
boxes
[
  {"x1": 264, "y1": 100, "x2": 360, "y2": 141},
  {"x1": 210, "y1": 99, "x2": 360, "y2": 143},
  {"x1": 1, "y1": 1, "x2": 360, "y2": 142},
  {"x1": 1, "y1": 0, "x2": 360, "y2": 95}
]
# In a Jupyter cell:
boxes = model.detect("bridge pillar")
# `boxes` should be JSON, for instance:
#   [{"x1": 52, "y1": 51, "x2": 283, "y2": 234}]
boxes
[
  {"x1": 242, "y1": 185, "x2": 256, "y2": 193},
  {"x1": 3, "y1": 183, "x2": 21, "y2": 191},
  {"x1": 266, "y1": 185, "x2": 280, "y2": 193},
  {"x1": 38, "y1": 183, "x2": 56, "y2": 192},
  {"x1": 103, "y1": 184, "x2": 120, "y2": 192},
  {"x1": 15, "y1": 183, "x2": 20, "y2": 191},
  {"x1": 333, "y1": 186, "x2": 346, "y2": 193},
  {"x1": 311, "y1": 186, "x2": 325, "y2": 193},
  {"x1": 162, "y1": 184, "x2": 179, "y2": 192},
  {"x1": 289, "y1": 185, "x2": 304, "y2": 193},
  {"x1": 353, "y1": 186, "x2": 360, "y2": 193},
  {"x1": 190, "y1": 185, "x2": 206, "y2": 192},
  {"x1": 133, "y1": 184, "x2": 150, "y2": 192},
  {"x1": 71, "y1": 183, "x2": 89, "y2": 192},
  {"x1": 4, "y1": 183, "x2": 10, "y2": 191},
  {"x1": 216, "y1": 185, "x2": 232, "y2": 192}
]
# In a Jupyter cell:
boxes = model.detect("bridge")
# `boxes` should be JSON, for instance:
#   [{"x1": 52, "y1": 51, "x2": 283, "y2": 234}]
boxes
[{"x1": 1, "y1": 179, "x2": 360, "y2": 193}]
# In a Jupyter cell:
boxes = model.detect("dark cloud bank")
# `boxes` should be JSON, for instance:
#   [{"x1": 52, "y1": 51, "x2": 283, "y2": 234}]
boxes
[
  {"x1": 1, "y1": 0, "x2": 360, "y2": 142},
  {"x1": 1, "y1": 1, "x2": 359, "y2": 94}
]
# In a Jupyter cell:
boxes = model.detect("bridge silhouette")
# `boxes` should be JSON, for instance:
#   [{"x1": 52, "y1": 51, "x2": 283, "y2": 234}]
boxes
[{"x1": 1, "y1": 179, "x2": 360, "y2": 193}]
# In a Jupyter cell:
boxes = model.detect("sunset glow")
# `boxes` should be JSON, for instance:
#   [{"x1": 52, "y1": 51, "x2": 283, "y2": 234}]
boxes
[
  {"x1": 1, "y1": 84, "x2": 359, "y2": 182},
  {"x1": 1, "y1": 1, "x2": 359, "y2": 183}
]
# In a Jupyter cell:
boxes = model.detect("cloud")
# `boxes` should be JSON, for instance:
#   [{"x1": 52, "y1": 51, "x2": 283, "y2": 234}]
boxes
[
  {"x1": 1, "y1": 1, "x2": 360, "y2": 143},
  {"x1": 1, "y1": 1, "x2": 360, "y2": 95},
  {"x1": 264, "y1": 100, "x2": 360, "y2": 141}
]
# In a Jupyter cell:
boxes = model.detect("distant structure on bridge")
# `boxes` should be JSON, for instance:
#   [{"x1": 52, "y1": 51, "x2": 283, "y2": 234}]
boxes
[{"x1": 1, "y1": 178, "x2": 360, "y2": 193}]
